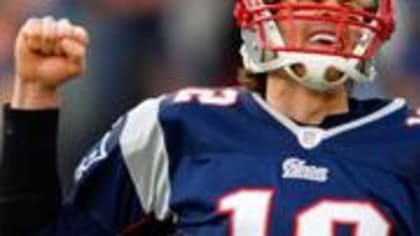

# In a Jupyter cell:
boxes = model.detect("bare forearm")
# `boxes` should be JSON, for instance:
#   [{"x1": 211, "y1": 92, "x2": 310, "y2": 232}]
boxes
[{"x1": 11, "y1": 76, "x2": 61, "y2": 110}]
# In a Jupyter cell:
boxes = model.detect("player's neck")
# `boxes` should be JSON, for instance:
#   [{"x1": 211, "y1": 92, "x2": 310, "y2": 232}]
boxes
[{"x1": 265, "y1": 74, "x2": 349, "y2": 126}]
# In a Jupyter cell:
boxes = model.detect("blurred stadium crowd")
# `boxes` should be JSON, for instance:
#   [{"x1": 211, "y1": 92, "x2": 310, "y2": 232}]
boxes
[{"x1": 0, "y1": 0, "x2": 418, "y2": 193}]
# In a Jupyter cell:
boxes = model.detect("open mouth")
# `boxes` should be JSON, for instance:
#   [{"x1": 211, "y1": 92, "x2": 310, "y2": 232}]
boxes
[{"x1": 306, "y1": 32, "x2": 344, "y2": 51}]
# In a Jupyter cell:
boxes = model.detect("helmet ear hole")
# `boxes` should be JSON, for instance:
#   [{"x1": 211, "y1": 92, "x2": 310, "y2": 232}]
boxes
[
  {"x1": 325, "y1": 66, "x2": 345, "y2": 82},
  {"x1": 290, "y1": 63, "x2": 307, "y2": 77}
]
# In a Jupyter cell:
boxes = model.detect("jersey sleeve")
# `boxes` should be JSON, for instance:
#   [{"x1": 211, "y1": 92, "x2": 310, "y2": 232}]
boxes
[
  {"x1": 50, "y1": 113, "x2": 144, "y2": 236},
  {"x1": 46, "y1": 96, "x2": 174, "y2": 235},
  {"x1": 117, "y1": 97, "x2": 173, "y2": 221}
]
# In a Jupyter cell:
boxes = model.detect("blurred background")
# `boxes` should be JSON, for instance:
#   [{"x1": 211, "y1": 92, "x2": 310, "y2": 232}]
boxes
[{"x1": 0, "y1": 0, "x2": 418, "y2": 194}]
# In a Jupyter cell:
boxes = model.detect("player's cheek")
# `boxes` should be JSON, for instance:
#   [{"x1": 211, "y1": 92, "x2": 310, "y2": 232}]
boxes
[
  {"x1": 346, "y1": 27, "x2": 363, "y2": 52},
  {"x1": 282, "y1": 20, "x2": 305, "y2": 47}
]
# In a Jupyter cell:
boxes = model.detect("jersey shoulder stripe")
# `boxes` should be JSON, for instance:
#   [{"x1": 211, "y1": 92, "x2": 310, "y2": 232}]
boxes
[{"x1": 119, "y1": 97, "x2": 172, "y2": 220}]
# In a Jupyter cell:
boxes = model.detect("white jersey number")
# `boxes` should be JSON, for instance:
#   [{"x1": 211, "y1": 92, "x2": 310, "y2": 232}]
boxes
[
  {"x1": 174, "y1": 88, "x2": 239, "y2": 106},
  {"x1": 407, "y1": 109, "x2": 420, "y2": 126},
  {"x1": 218, "y1": 189, "x2": 391, "y2": 236}
]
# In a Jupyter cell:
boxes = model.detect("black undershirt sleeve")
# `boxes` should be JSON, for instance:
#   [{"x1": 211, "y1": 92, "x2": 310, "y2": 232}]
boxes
[{"x1": 0, "y1": 105, "x2": 62, "y2": 235}]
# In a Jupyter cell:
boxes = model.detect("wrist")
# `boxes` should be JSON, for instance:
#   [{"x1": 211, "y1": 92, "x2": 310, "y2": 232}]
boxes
[{"x1": 11, "y1": 76, "x2": 61, "y2": 110}]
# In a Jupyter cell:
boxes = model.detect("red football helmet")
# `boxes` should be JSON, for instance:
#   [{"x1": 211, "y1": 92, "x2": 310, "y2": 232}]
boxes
[{"x1": 234, "y1": 0, "x2": 396, "y2": 91}]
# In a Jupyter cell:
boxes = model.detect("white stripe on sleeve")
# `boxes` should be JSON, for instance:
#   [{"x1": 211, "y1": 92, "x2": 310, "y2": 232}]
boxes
[{"x1": 119, "y1": 97, "x2": 171, "y2": 220}]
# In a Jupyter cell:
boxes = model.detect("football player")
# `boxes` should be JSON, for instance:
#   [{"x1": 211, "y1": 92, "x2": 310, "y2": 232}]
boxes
[{"x1": 1, "y1": 0, "x2": 420, "y2": 235}]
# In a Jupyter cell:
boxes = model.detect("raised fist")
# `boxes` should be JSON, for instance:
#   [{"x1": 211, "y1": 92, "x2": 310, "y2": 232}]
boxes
[
  {"x1": 16, "y1": 16, "x2": 89, "y2": 86},
  {"x1": 13, "y1": 16, "x2": 89, "y2": 109}
]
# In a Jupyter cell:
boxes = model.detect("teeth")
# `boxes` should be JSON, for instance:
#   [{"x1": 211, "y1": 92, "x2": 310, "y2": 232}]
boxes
[{"x1": 309, "y1": 34, "x2": 337, "y2": 44}]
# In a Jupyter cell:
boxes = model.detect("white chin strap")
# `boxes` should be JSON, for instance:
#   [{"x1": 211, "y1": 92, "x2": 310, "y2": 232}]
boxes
[
  {"x1": 241, "y1": 45, "x2": 376, "y2": 91},
  {"x1": 240, "y1": 17, "x2": 377, "y2": 92}
]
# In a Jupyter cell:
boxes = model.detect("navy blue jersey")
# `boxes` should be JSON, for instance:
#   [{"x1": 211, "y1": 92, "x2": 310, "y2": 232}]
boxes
[{"x1": 38, "y1": 87, "x2": 420, "y2": 235}]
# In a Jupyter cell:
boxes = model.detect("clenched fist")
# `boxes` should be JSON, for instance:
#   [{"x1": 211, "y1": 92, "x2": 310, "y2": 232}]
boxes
[{"x1": 12, "y1": 16, "x2": 89, "y2": 109}]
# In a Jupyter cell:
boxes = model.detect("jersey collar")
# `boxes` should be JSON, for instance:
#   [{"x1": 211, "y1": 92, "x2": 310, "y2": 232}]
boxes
[{"x1": 249, "y1": 92, "x2": 406, "y2": 149}]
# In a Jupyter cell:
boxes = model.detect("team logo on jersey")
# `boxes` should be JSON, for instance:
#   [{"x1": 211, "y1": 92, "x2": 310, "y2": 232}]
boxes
[
  {"x1": 282, "y1": 157, "x2": 329, "y2": 183},
  {"x1": 74, "y1": 131, "x2": 111, "y2": 182}
]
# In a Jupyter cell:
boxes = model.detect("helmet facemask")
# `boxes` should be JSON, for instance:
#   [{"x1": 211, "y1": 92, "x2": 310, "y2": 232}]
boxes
[{"x1": 235, "y1": 0, "x2": 395, "y2": 91}]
